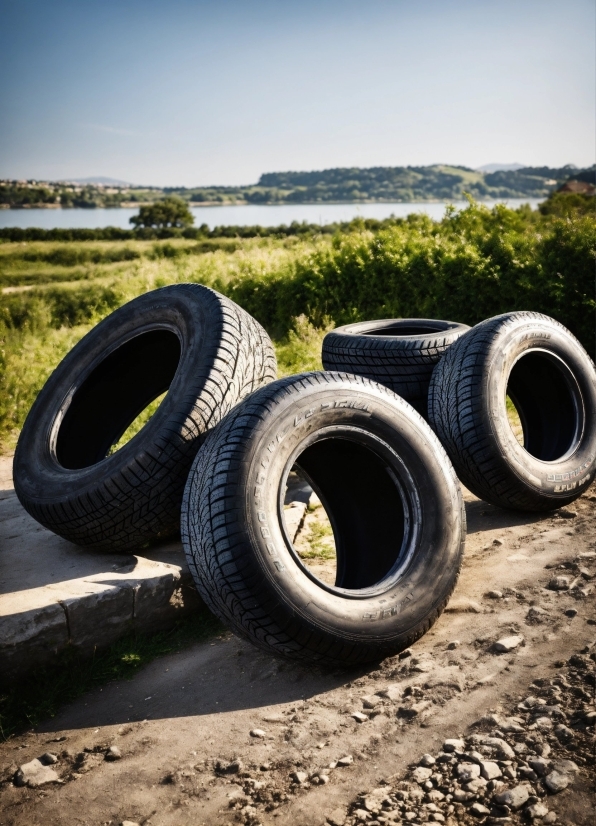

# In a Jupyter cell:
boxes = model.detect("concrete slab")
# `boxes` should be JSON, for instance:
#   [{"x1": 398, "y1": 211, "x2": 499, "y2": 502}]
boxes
[{"x1": 0, "y1": 455, "x2": 202, "y2": 683}]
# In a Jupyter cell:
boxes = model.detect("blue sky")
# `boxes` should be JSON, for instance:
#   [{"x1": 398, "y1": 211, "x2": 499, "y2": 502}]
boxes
[{"x1": 0, "y1": 0, "x2": 594, "y2": 186}]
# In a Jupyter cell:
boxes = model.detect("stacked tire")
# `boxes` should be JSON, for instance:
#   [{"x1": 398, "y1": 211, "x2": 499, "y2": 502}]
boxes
[{"x1": 14, "y1": 293, "x2": 595, "y2": 667}]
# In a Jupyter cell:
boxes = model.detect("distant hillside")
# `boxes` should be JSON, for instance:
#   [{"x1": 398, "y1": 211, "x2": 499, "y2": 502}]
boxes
[{"x1": 2, "y1": 165, "x2": 594, "y2": 208}]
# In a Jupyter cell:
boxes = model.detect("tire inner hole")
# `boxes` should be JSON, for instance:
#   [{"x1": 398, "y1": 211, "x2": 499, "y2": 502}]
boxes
[
  {"x1": 56, "y1": 330, "x2": 181, "y2": 469},
  {"x1": 283, "y1": 438, "x2": 405, "y2": 590},
  {"x1": 363, "y1": 321, "x2": 447, "y2": 337},
  {"x1": 506, "y1": 350, "x2": 582, "y2": 461}
]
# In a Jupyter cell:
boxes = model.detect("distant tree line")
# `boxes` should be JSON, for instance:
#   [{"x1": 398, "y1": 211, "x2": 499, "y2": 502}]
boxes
[{"x1": 1, "y1": 165, "x2": 594, "y2": 210}]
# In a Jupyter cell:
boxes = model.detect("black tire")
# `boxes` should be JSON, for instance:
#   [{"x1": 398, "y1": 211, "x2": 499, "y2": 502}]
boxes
[
  {"x1": 428, "y1": 311, "x2": 596, "y2": 511},
  {"x1": 14, "y1": 284, "x2": 277, "y2": 551},
  {"x1": 182, "y1": 372, "x2": 465, "y2": 666},
  {"x1": 322, "y1": 318, "x2": 470, "y2": 416}
]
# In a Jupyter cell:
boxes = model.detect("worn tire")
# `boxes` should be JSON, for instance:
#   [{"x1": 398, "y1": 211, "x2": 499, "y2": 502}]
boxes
[
  {"x1": 14, "y1": 284, "x2": 277, "y2": 550},
  {"x1": 428, "y1": 311, "x2": 596, "y2": 511},
  {"x1": 182, "y1": 372, "x2": 465, "y2": 666},
  {"x1": 322, "y1": 319, "x2": 470, "y2": 415}
]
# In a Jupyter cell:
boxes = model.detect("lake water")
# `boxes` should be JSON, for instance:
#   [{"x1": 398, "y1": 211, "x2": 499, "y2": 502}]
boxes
[{"x1": 0, "y1": 199, "x2": 543, "y2": 230}]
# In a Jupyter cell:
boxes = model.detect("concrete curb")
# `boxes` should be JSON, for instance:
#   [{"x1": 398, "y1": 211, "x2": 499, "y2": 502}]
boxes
[{"x1": 0, "y1": 455, "x2": 202, "y2": 684}]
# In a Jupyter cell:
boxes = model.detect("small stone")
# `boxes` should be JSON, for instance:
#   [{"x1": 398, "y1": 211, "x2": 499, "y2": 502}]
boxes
[
  {"x1": 426, "y1": 789, "x2": 445, "y2": 802},
  {"x1": 526, "y1": 802, "x2": 549, "y2": 820},
  {"x1": 250, "y1": 728, "x2": 266, "y2": 738},
  {"x1": 412, "y1": 766, "x2": 433, "y2": 784},
  {"x1": 352, "y1": 712, "x2": 369, "y2": 723},
  {"x1": 337, "y1": 755, "x2": 353, "y2": 766},
  {"x1": 456, "y1": 762, "x2": 481, "y2": 782},
  {"x1": 362, "y1": 695, "x2": 381, "y2": 709},
  {"x1": 479, "y1": 737, "x2": 516, "y2": 760},
  {"x1": 327, "y1": 808, "x2": 346, "y2": 826},
  {"x1": 556, "y1": 508, "x2": 577, "y2": 518},
  {"x1": 543, "y1": 813, "x2": 557, "y2": 824},
  {"x1": 480, "y1": 761, "x2": 502, "y2": 780},
  {"x1": 551, "y1": 759, "x2": 578, "y2": 774},
  {"x1": 318, "y1": 774, "x2": 330, "y2": 784},
  {"x1": 446, "y1": 598, "x2": 483, "y2": 613},
  {"x1": 493, "y1": 635, "x2": 524, "y2": 653},
  {"x1": 464, "y1": 777, "x2": 487, "y2": 793},
  {"x1": 430, "y1": 814, "x2": 445, "y2": 823},
  {"x1": 470, "y1": 803, "x2": 491, "y2": 817},
  {"x1": 548, "y1": 576, "x2": 570, "y2": 591},
  {"x1": 452, "y1": 789, "x2": 475, "y2": 802},
  {"x1": 447, "y1": 640, "x2": 461, "y2": 650},
  {"x1": 553, "y1": 724, "x2": 574, "y2": 744},
  {"x1": 564, "y1": 608, "x2": 577, "y2": 617},
  {"x1": 528, "y1": 758, "x2": 552, "y2": 777},
  {"x1": 105, "y1": 746, "x2": 122, "y2": 761},
  {"x1": 486, "y1": 590, "x2": 503, "y2": 599},
  {"x1": 526, "y1": 607, "x2": 549, "y2": 624},
  {"x1": 493, "y1": 785, "x2": 530, "y2": 809},
  {"x1": 13, "y1": 758, "x2": 60, "y2": 788},
  {"x1": 399, "y1": 649, "x2": 413, "y2": 659},
  {"x1": 291, "y1": 770, "x2": 308, "y2": 784},
  {"x1": 376, "y1": 685, "x2": 402, "y2": 701},
  {"x1": 543, "y1": 771, "x2": 569, "y2": 793},
  {"x1": 217, "y1": 758, "x2": 243, "y2": 774},
  {"x1": 39, "y1": 752, "x2": 58, "y2": 764},
  {"x1": 443, "y1": 738, "x2": 465, "y2": 753},
  {"x1": 121, "y1": 822, "x2": 140, "y2": 826},
  {"x1": 420, "y1": 754, "x2": 436, "y2": 767}
]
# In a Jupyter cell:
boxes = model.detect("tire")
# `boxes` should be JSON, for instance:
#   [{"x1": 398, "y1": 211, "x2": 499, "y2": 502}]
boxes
[
  {"x1": 14, "y1": 284, "x2": 277, "y2": 551},
  {"x1": 322, "y1": 319, "x2": 470, "y2": 416},
  {"x1": 428, "y1": 311, "x2": 596, "y2": 511},
  {"x1": 182, "y1": 371, "x2": 465, "y2": 666}
]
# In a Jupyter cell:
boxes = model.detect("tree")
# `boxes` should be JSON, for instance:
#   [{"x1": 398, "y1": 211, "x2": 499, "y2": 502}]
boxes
[{"x1": 130, "y1": 196, "x2": 194, "y2": 229}]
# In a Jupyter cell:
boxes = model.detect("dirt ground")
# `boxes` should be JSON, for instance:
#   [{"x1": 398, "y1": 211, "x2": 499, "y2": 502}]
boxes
[{"x1": 1, "y1": 483, "x2": 595, "y2": 826}]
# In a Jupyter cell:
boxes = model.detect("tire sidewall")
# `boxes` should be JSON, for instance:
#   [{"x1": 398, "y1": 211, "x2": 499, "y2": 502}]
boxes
[
  {"x1": 237, "y1": 380, "x2": 464, "y2": 646},
  {"x1": 14, "y1": 285, "x2": 213, "y2": 503},
  {"x1": 484, "y1": 317, "x2": 596, "y2": 498}
]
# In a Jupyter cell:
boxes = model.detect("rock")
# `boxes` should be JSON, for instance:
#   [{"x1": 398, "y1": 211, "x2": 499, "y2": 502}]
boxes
[
  {"x1": 452, "y1": 789, "x2": 475, "y2": 802},
  {"x1": 526, "y1": 802, "x2": 549, "y2": 820},
  {"x1": 13, "y1": 758, "x2": 60, "y2": 788},
  {"x1": 564, "y1": 608, "x2": 578, "y2": 617},
  {"x1": 499, "y1": 717, "x2": 525, "y2": 733},
  {"x1": 528, "y1": 758, "x2": 552, "y2": 777},
  {"x1": 410, "y1": 656, "x2": 434, "y2": 673},
  {"x1": 526, "y1": 607, "x2": 549, "y2": 624},
  {"x1": 493, "y1": 635, "x2": 524, "y2": 653},
  {"x1": 39, "y1": 752, "x2": 58, "y2": 765},
  {"x1": 362, "y1": 695, "x2": 381, "y2": 709},
  {"x1": 327, "y1": 808, "x2": 346, "y2": 826},
  {"x1": 419, "y1": 754, "x2": 436, "y2": 767},
  {"x1": 478, "y1": 736, "x2": 516, "y2": 760},
  {"x1": 121, "y1": 822, "x2": 140, "y2": 826},
  {"x1": 337, "y1": 755, "x2": 353, "y2": 767},
  {"x1": 426, "y1": 789, "x2": 445, "y2": 802},
  {"x1": 377, "y1": 685, "x2": 402, "y2": 702},
  {"x1": 291, "y1": 770, "x2": 308, "y2": 784},
  {"x1": 352, "y1": 712, "x2": 369, "y2": 723},
  {"x1": 447, "y1": 640, "x2": 461, "y2": 649},
  {"x1": 464, "y1": 777, "x2": 487, "y2": 793},
  {"x1": 470, "y1": 803, "x2": 491, "y2": 817},
  {"x1": 424, "y1": 667, "x2": 466, "y2": 693},
  {"x1": 480, "y1": 761, "x2": 502, "y2": 780},
  {"x1": 493, "y1": 784, "x2": 530, "y2": 809},
  {"x1": 412, "y1": 766, "x2": 433, "y2": 784},
  {"x1": 445, "y1": 598, "x2": 483, "y2": 613},
  {"x1": 216, "y1": 758, "x2": 243, "y2": 774},
  {"x1": 486, "y1": 590, "x2": 504, "y2": 599},
  {"x1": 551, "y1": 759, "x2": 578, "y2": 774},
  {"x1": 543, "y1": 771, "x2": 569, "y2": 793},
  {"x1": 456, "y1": 762, "x2": 481, "y2": 782},
  {"x1": 547, "y1": 576, "x2": 570, "y2": 591},
  {"x1": 249, "y1": 728, "x2": 266, "y2": 738},
  {"x1": 364, "y1": 787, "x2": 389, "y2": 811},
  {"x1": 318, "y1": 774, "x2": 330, "y2": 784},
  {"x1": 553, "y1": 724, "x2": 574, "y2": 744},
  {"x1": 535, "y1": 716, "x2": 553, "y2": 730},
  {"x1": 105, "y1": 746, "x2": 122, "y2": 761},
  {"x1": 443, "y1": 738, "x2": 465, "y2": 753},
  {"x1": 543, "y1": 813, "x2": 557, "y2": 824},
  {"x1": 430, "y1": 814, "x2": 445, "y2": 823}
]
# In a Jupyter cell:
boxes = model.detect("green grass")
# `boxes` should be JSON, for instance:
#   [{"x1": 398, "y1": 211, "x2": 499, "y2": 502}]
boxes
[{"x1": 0, "y1": 611, "x2": 225, "y2": 741}]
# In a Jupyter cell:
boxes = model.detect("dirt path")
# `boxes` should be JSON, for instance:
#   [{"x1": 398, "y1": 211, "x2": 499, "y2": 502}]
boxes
[{"x1": 1, "y1": 486, "x2": 594, "y2": 826}]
